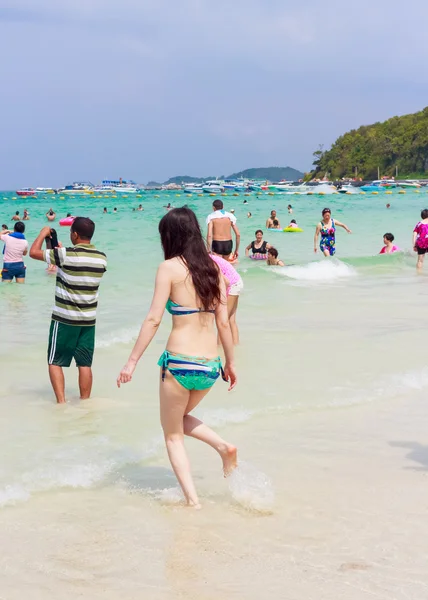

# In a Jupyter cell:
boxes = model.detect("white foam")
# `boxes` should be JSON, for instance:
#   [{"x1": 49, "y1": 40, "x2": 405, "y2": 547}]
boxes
[
  {"x1": 96, "y1": 328, "x2": 138, "y2": 348},
  {"x1": 227, "y1": 461, "x2": 275, "y2": 513},
  {"x1": 0, "y1": 485, "x2": 30, "y2": 507},
  {"x1": 0, "y1": 437, "x2": 161, "y2": 509},
  {"x1": 154, "y1": 487, "x2": 185, "y2": 505},
  {"x1": 280, "y1": 260, "x2": 357, "y2": 283},
  {"x1": 326, "y1": 368, "x2": 428, "y2": 409}
]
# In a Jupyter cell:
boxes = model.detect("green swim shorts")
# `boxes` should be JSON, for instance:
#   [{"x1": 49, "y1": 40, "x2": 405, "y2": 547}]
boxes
[{"x1": 48, "y1": 320, "x2": 95, "y2": 368}]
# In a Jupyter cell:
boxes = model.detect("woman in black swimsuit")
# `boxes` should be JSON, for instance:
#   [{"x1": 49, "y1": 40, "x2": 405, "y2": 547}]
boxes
[{"x1": 245, "y1": 230, "x2": 271, "y2": 260}]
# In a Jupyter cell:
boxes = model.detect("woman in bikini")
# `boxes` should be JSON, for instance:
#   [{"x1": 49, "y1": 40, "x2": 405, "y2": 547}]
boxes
[
  {"x1": 117, "y1": 207, "x2": 237, "y2": 509},
  {"x1": 314, "y1": 207, "x2": 351, "y2": 256}
]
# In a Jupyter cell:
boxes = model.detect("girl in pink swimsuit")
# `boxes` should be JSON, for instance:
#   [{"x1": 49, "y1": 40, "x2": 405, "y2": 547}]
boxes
[{"x1": 210, "y1": 253, "x2": 243, "y2": 345}]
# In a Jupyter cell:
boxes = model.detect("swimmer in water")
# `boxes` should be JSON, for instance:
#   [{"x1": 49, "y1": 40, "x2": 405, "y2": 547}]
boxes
[
  {"x1": 314, "y1": 207, "x2": 351, "y2": 256},
  {"x1": 46, "y1": 209, "x2": 56, "y2": 221},
  {"x1": 103, "y1": 207, "x2": 108, "y2": 214},
  {"x1": 272, "y1": 219, "x2": 281, "y2": 230},
  {"x1": 245, "y1": 230, "x2": 271, "y2": 259},
  {"x1": 379, "y1": 233, "x2": 400, "y2": 254},
  {"x1": 267, "y1": 247, "x2": 284, "y2": 266},
  {"x1": 113, "y1": 208, "x2": 117, "y2": 213},
  {"x1": 247, "y1": 212, "x2": 252, "y2": 218},
  {"x1": 137, "y1": 204, "x2": 144, "y2": 211},
  {"x1": 287, "y1": 219, "x2": 299, "y2": 229},
  {"x1": 266, "y1": 210, "x2": 280, "y2": 229},
  {"x1": 288, "y1": 204, "x2": 293, "y2": 214},
  {"x1": 386, "y1": 203, "x2": 391, "y2": 209},
  {"x1": 23, "y1": 209, "x2": 30, "y2": 221}
]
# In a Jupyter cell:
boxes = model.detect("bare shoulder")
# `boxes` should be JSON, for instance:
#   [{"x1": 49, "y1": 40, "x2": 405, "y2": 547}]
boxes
[{"x1": 161, "y1": 257, "x2": 186, "y2": 275}]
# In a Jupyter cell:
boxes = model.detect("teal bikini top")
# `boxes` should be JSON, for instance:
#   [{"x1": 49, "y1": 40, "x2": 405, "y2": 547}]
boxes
[{"x1": 166, "y1": 299, "x2": 215, "y2": 316}]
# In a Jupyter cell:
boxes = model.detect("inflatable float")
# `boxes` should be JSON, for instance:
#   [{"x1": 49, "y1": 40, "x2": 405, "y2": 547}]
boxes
[
  {"x1": 283, "y1": 227, "x2": 303, "y2": 232},
  {"x1": 59, "y1": 216, "x2": 75, "y2": 226}
]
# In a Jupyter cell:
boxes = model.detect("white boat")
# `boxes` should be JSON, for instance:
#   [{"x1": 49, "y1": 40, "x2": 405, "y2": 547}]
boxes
[
  {"x1": 35, "y1": 187, "x2": 57, "y2": 194},
  {"x1": 397, "y1": 180, "x2": 421, "y2": 189},
  {"x1": 337, "y1": 184, "x2": 359, "y2": 194},
  {"x1": 271, "y1": 182, "x2": 309, "y2": 193},
  {"x1": 202, "y1": 180, "x2": 225, "y2": 193},
  {"x1": 99, "y1": 179, "x2": 139, "y2": 193},
  {"x1": 183, "y1": 183, "x2": 204, "y2": 193},
  {"x1": 60, "y1": 182, "x2": 94, "y2": 195}
]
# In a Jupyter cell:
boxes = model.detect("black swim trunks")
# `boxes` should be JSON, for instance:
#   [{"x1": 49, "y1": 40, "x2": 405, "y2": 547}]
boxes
[
  {"x1": 212, "y1": 240, "x2": 233, "y2": 256},
  {"x1": 416, "y1": 246, "x2": 428, "y2": 255}
]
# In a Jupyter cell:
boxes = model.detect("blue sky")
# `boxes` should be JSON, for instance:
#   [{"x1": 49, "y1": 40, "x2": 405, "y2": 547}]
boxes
[{"x1": 1, "y1": 0, "x2": 428, "y2": 187}]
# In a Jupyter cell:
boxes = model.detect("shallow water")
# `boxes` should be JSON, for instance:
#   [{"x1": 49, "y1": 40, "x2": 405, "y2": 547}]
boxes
[{"x1": 1, "y1": 189, "x2": 428, "y2": 598}]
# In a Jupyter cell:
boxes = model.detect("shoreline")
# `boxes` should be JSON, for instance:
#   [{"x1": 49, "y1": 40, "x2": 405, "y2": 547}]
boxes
[{"x1": 0, "y1": 391, "x2": 427, "y2": 599}]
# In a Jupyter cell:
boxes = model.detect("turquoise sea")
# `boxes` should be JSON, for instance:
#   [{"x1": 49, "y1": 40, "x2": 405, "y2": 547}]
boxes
[{"x1": 1, "y1": 189, "x2": 428, "y2": 599}]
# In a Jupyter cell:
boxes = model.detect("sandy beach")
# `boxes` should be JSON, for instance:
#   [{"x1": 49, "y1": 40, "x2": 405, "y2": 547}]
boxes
[{"x1": 1, "y1": 389, "x2": 427, "y2": 600}]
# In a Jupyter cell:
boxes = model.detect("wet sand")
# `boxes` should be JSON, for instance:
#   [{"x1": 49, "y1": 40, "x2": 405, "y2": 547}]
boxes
[{"x1": 1, "y1": 391, "x2": 427, "y2": 600}]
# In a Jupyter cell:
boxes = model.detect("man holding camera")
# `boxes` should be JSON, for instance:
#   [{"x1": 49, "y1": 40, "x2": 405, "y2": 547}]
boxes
[{"x1": 30, "y1": 217, "x2": 107, "y2": 404}]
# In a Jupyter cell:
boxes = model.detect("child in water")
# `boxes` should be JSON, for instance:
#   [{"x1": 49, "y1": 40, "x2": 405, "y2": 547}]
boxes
[
  {"x1": 267, "y1": 247, "x2": 284, "y2": 266},
  {"x1": 379, "y1": 233, "x2": 399, "y2": 254},
  {"x1": 287, "y1": 219, "x2": 299, "y2": 229},
  {"x1": 272, "y1": 219, "x2": 281, "y2": 230},
  {"x1": 413, "y1": 209, "x2": 428, "y2": 270}
]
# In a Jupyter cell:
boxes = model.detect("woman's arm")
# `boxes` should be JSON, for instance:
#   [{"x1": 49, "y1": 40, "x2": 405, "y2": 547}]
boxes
[
  {"x1": 335, "y1": 220, "x2": 352, "y2": 233},
  {"x1": 412, "y1": 230, "x2": 418, "y2": 249},
  {"x1": 277, "y1": 259, "x2": 285, "y2": 266},
  {"x1": 117, "y1": 262, "x2": 171, "y2": 386},
  {"x1": 314, "y1": 223, "x2": 321, "y2": 252},
  {"x1": 215, "y1": 277, "x2": 237, "y2": 390},
  {"x1": 245, "y1": 241, "x2": 252, "y2": 257}
]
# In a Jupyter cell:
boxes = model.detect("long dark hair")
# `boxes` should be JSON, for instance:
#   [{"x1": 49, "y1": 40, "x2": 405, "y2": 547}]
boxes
[{"x1": 158, "y1": 207, "x2": 221, "y2": 311}]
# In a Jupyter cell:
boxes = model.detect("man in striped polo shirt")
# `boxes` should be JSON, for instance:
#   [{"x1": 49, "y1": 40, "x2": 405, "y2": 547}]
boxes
[{"x1": 30, "y1": 217, "x2": 107, "y2": 403}]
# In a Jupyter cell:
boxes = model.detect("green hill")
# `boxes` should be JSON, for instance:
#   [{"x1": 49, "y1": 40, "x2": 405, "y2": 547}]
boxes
[
  {"x1": 162, "y1": 175, "x2": 216, "y2": 185},
  {"x1": 310, "y1": 107, "x2": 428, "y2": 180},
  {"x1": 160, "y1": 166, "x2": 303, "y2": 185},
  {"x1": 226, "y1": 166, "x2": 304, "y2": 181}
]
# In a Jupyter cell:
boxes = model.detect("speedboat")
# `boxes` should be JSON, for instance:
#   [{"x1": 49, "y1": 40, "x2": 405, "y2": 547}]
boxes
[
  {"x1": 16, "y1": 188, "x2": 36, "y2": 196},
  {"x1": 337, "y1": 183, "x2": 359, "y2": 194},
  {"x1": 360, "y1": 179, "x2": 397, "y2": 192},
  {"x1": 97, "y1": 179, "x2": 139, "y2": 193},
  {"x1": 60, "y1": 182, "x2": 94, "y2": 194},
  {"x1": 35, "y1": 187, "x2": 57, "y2": 194},
  {"x1": 271, "y1": 182, "x2": 310, "y2": 193},
  {"x1": 202, "y1": 180, "x2": 225, "y2": 193},
  {"x1": 183, "y1": 183, "x2": 204, "y2": 194},
  {"x1": 397, "y1": 180, "x2": 421, "y2": 189}
]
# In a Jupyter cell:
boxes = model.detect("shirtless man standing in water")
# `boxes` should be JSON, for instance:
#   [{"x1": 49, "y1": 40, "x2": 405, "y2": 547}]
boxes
[
  {"x1": 206, "y1": 200, "x2": 240, "y2": 260},
  {"x1": 266, "y1": 210, "x2": 280, "y2": 229}
]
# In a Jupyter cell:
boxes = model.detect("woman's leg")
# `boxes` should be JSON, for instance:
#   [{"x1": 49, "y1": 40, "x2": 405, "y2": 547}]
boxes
[
  {"x1": 159, "y1": 371, "x2": 200, "y2": 507},
  {"x1": 417, "y1": 253, "x2": 425, "y2": 271},
  {"x1": 183, "y1": 389, "x2": 238, "y2": 476},
  {"x1": 227, "y1": 295, "x2": 239, "y2": 345}
]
